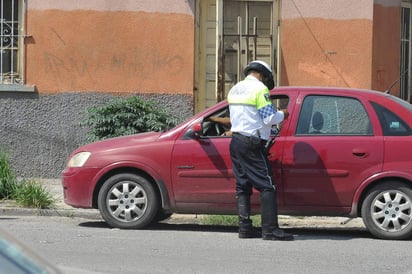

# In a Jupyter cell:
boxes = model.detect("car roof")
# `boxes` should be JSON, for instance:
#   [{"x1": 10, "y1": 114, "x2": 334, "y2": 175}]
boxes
[
  {"x1": 270, "y1": 86, "x2": 402, "y2": 103},
  {"x1": 271, "y1": 86, "x2": 385, "y2": 96},
  {"x1": 202, "y1": 86, "x2": 408, "y2": 118}
]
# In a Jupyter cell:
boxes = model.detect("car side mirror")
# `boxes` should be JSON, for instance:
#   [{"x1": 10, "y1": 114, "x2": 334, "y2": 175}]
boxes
[
  {"x1": 192, "y1": 122, "x2": 202, "y2": 137},
  {"x1": 184, "y1": 121, "x2": 203, "y2": 140}
]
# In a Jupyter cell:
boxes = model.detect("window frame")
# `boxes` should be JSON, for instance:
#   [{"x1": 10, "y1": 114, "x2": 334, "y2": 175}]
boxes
[
  {"x1": 0, "y1": 0, "x2": 33, "y2": 92},
  {"x1": 295, "y1": 95, "x2": 374, "y2": 136}
]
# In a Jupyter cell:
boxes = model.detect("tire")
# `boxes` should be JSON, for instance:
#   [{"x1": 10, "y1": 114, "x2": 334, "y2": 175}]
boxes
[
  {"x1": 153, "y1": 210, "x2": 173, "y2": 223},
  {"x1": 98, "y1": 173, "x2": 159, "y2": 229},
  {"x1": 361, "y1": 181, "x2": 412, "y2": 240}
]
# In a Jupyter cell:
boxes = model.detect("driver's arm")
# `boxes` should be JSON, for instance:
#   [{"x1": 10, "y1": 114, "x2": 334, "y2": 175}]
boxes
[{"x1": 207, "y1": 116, "x2": 231, "y2": 126}]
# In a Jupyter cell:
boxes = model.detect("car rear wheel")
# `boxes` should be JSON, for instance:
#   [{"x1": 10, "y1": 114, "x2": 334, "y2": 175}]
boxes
[
  {"x1": 98, "y1": 173, "x2": 159, "y2": 229},
  {"x1": 361, "y1": 181, "x2": 412, "y2": 240}
]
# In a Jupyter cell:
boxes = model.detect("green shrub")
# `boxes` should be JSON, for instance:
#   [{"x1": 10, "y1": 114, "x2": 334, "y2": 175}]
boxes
[
  {"x1": 82, "y1": 96, "x2": 180, "y2": 141},
  {"x1": 0, "y1": 151, "x2": 17, "y2": 199},
  {"x1": 14, "y1": 179, "x2": 55, "y2": 209},
  {"x1": 0, "y1": 150, "x2": 55, "y2": 208}
]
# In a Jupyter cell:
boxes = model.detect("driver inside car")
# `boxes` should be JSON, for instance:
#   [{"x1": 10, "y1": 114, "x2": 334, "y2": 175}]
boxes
[{"x1": 206, "y1": 116, "x2": 232, "y2": 136}]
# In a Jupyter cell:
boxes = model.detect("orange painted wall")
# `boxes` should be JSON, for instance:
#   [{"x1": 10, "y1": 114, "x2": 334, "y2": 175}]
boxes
[
  {"x1": 280, "y1": 18, "x2": 373, "y2": 88},
  {"x1": 24, "y1": 1, "x2": 401, "y2": 96},
  {"x1": 26, "y1": 9, "x2": 194, "y2": 94},
  {"x1": 280, "y1": 0, "x2": 374, "y2": 89},
  {"x1": 280, "y1": 0, "x2": 401, "y2": 93}
]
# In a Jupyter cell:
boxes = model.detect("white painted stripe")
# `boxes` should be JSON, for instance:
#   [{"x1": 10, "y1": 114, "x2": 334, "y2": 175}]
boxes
[{"x1": 28, "y1": 0, "x2": 195, "y2": 15}]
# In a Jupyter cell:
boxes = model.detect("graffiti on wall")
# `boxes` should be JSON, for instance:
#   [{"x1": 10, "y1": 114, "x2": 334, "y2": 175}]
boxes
[{"x1": 42, "y1": 47, "x2": 186, "y2": 92}]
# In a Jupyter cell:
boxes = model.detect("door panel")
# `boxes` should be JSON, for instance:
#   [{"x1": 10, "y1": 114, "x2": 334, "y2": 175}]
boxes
[
  {"x1": 279, "y1": 93, "x2": 384, "y2": 213},
  {"x1": 281, "y1": 136, "x2": 383, "y2": 207},
  {"x1": 171, "y1": 135, "x2": 236, "y2": 206},
  {"x1": 196, "y1": 0, "x2": 218, "y2": 111}
]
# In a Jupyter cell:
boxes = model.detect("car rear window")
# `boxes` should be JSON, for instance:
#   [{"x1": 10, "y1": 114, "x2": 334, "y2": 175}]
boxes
[{"x1": 370, "y1": 101, "x2": 412, "y2": 136}]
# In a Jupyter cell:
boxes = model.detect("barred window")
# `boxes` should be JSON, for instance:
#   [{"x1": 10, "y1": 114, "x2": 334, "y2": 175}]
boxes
[{"x1": 0, "y1": 0, "x2": 24, "y2": 85}]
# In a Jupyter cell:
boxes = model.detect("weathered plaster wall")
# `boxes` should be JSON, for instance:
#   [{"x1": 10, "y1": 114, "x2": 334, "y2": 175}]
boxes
[
  {"x1": 0, "y1": 1, "x2": 195, "y2": 178},
  {"x1": 280, "y1": 0, "x2": 374, "y2": 88},
  {"x1": 0, "y1": 92, "x2": 193, "y2": 178},
  {"x1": 26, "y1": 0, "x2": 195, "y2": 94}
]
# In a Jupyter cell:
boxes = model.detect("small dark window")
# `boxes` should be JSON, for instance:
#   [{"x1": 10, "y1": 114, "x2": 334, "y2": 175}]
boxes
[
  {"x1": 0, "y1": 0, "x2": 23, "y2": 85},
  {"x1": 371, "y1": 102, "x2": 412, "y2": 136}
]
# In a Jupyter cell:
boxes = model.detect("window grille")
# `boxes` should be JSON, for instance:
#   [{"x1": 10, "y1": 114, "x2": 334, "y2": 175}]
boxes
[{"x1": 0, "y1": 0, "x2": 24, "y2": 85}]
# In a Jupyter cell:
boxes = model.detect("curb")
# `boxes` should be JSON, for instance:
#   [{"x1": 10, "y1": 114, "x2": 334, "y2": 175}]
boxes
[
  {"x1": 0, "y1": 202, "x2": 366, "y2": 230},
  {"x1": 0, "y1": 203, "x2": 102, "y2": 220}
]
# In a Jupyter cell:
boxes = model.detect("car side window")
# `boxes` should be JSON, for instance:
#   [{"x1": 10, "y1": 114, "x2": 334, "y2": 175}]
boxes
[
  {"x1": 296, "y1": 95, "x2": 373, "y2": 136},
  {"x1": 202, "y1": 107, "x2": 231, "y2": 138},
  {"x1": 370, "y1": 101, "x2": 412, "y2": 136}
]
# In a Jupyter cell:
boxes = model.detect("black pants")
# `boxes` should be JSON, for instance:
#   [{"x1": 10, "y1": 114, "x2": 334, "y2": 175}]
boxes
[{"x1": 230, "y1": 133, "x2": 276, "y2": 196}]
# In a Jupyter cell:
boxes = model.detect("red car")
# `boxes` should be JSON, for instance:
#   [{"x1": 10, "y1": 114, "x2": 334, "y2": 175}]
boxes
[{"x1": 62, "y1": 86, "x2": 412, "y2": 240}]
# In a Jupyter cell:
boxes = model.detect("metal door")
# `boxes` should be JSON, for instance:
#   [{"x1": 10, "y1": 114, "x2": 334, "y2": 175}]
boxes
[{"x1": 195, "y1": 0, "x2": 279, "y2": 112}]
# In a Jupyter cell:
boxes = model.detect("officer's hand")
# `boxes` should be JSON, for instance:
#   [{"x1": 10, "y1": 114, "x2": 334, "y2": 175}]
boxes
[{"x1": 281, "y1": 109, "x2": 289, "y2": 120}]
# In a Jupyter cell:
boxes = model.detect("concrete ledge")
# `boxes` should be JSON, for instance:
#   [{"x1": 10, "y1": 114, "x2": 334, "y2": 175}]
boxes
[{"x1": 0, "y1": 84, "x2": 36, "y2": 92}]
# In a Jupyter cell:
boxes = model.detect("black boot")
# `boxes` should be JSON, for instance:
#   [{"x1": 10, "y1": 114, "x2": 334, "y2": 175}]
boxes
[
  {"x1": 260, "y1": 191, "x2": 294, "y2": 241},
  {"x1": 237, "y1": 194, "x2": 261, "y2": 239}
]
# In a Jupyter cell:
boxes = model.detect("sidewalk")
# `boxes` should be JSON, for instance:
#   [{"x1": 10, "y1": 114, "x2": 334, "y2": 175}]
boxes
[{"x1": 0, "y1": 179, "x2": 366, "y2": 229}]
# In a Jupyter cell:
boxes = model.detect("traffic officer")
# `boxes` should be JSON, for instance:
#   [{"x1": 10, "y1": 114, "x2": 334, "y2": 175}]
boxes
[{"x1": 228, "y1": 60, "x2": 293, "y2": 241}]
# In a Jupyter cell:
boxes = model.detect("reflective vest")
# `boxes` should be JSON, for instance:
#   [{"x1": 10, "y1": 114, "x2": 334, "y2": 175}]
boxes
[{"x1": 227, "y1": 75, "x2": 284, "y2": 140}]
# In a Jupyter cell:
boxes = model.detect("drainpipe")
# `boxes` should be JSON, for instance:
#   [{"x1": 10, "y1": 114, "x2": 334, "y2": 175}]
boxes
[{"x1": 276, "y1": 0, "x2": 282, "y2": 87}]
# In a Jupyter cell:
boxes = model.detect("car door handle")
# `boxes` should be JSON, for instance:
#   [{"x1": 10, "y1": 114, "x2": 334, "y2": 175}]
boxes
[
  {"x1": 177, "y1": 165, "x2": 194, "y2": 169},
  {"x1": 352, "y1": 148, "x2": 368, "y2": 158}
]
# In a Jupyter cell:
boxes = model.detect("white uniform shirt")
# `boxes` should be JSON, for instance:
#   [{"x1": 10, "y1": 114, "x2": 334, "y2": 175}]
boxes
[{"x1": 227, "y1": 75, "x2": 284, "y2": 140}]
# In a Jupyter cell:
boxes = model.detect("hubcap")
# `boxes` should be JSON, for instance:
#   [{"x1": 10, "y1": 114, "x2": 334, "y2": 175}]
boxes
[
  {"x1": 106, "y1": 181, "x2": 147, "y2": 222},
  {"x1": 371, "y1": 190, "x2": 412, "y2": 232}
]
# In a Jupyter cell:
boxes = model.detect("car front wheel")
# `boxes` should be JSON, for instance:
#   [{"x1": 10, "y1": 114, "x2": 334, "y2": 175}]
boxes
[
  {"x1": 361, "y1": 181, "x2": 412, "y2": 240},
  {"x1": 98, "y1": 173, "x2": 159, "y2": 229}
]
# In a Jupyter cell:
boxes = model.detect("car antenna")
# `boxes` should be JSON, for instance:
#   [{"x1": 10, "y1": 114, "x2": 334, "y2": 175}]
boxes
[{"x1": 384, "y1": 69, "x2": 408, "y2": 94}]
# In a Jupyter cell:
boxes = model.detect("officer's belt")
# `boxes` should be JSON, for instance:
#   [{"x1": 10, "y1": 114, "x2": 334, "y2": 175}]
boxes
[{"x1": 232, "y1": 132, "x2": 267, "y2": 146}]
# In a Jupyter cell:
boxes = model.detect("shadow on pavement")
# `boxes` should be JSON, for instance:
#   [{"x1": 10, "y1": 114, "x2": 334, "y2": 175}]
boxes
[{"x1": 78, "y1": 220, "x2": 373, "y2": 240}]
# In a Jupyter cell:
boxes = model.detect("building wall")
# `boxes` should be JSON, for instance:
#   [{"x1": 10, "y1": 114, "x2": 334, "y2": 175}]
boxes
[
  {"x1": 0, "y1": 0, "x2": 195, "y2": 178},
  {"x1": 280, "y1": 0, "x2": 400, "y2": 92},
  {"x1": 26, "y1": 0, "x2": 195, "y2": 94},
  {"x1": 280, "y1": 0, "x2": 373, "y2": 88}
]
